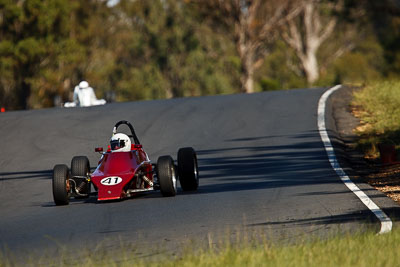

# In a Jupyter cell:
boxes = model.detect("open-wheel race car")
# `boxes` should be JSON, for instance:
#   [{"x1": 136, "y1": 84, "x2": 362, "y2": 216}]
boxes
[{"x1": 52, "y1": 120, "x2": 199, "y2": 205}]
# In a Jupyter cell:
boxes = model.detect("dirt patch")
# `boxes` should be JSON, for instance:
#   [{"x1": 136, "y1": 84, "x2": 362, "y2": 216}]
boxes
[{"x1": 364, "y1": 163, "x2": 400, "y2": 203}]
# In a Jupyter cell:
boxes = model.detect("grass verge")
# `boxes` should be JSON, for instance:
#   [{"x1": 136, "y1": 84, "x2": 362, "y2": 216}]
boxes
[
  {"x1": 2, "y1": 229, "x2": 400, "y2": 266},
  {"x1": 352, "y1": 80, "x2": 400, "y2": 159}
]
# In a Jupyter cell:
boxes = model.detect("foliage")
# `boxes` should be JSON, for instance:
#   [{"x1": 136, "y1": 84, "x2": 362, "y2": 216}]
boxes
[
  {"x1": 0, "y1": 0, "x2": 400, "y2": 110},
  {"x1": 256, "y1": 41, "x2": 307, "y2": 90},
  {"x1": 111, "y1": 0, "x2": 239, "y2": 101},
  {"x1": 353, "y1": 81, "x2": 400, "y2": 159}
]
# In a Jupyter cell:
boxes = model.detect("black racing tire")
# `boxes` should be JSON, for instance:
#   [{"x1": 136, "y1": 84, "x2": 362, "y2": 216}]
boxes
[
  {"x1": 178, "y1": 147, "x2": 199, "y2": 191},
  {"x1": 71, "y1": 156, "x2": 91, "y2": 196},
  {"x1": 53, "y1": 164, "x2": 70, "y2": 206},
  {"x1": 157, "y1": 156, "x2": 177, "y2": 197}
]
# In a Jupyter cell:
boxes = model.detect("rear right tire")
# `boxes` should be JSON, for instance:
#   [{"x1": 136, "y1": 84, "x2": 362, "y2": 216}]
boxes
[
  {"x1": 53, "y1": 164, "x2": 70, "y2": 206},
  {"x1": 178, "y1": 147, "x2": 199, "y2": 191}
]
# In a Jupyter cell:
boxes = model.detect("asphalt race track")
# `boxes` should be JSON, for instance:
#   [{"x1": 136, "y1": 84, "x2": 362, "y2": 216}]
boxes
[{"x1": 0, "y1": 87, "x2": 396, "y2": 257}]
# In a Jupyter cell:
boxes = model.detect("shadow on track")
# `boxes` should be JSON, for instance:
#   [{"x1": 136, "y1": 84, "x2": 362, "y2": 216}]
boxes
[
  {"x1": 196, "y1": 131, "x2": 343, "y2": 194},
  {"x1": 0, "y1": 170, "x2": 52, "y2": 181},
  {"x1": 247, "y1": 210, "x2": 378, "y2": 227},
  {"x1": 0, "y1": 167, "x2": 99, "y2": 182}
]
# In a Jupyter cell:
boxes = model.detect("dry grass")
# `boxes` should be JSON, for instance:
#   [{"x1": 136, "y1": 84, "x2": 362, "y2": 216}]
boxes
[{"x1": 3, "y1": 228, "x2": 400, "y2": 266}]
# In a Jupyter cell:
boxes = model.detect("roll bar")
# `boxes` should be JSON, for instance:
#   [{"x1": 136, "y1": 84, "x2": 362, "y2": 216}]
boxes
[{"x1": 113, "y1": 120, "x2": 140, "y2": 145}]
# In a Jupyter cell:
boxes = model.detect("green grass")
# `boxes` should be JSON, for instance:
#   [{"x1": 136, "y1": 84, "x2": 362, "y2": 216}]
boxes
[
  {"x1": 2, "y1": 229, "x2": 400, "y2": 266},
  {"x1": 352, "y1": 80, "x2": 400, "y2": 159},
  {"x1": 174, "y1": 230, "x2": 400, "y2": 267}
]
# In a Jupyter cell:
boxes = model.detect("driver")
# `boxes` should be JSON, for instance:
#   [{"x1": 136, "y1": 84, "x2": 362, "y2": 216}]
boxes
[{"x1": 110, "y1": 133, "x2": 131, "y2": 152}]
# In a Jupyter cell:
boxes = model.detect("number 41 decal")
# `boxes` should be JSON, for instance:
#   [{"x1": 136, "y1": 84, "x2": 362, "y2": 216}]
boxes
[{"x1": 100, "y1": 176, "x2": 122, "y2": 186}]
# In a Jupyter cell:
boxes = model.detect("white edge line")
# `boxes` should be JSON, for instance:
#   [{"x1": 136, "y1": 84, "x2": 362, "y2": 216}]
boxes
[{"x1": 318, "y1": 85, "x2": 392, "y2": 234}]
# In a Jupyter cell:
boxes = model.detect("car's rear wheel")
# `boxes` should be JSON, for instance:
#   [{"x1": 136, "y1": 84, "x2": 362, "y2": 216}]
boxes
[
  {"x1": 53, "y1": 164, "x2": 71, "y2": 205},
  {"x1": 157, "y1": 156, "x2": 177, "y2": 197},
  {"x1": 178, "y1": 147, "x2": 199, "y2": 191},
  {"x1": 71, "y1": 156, "x2": 91, "y2": 197}
]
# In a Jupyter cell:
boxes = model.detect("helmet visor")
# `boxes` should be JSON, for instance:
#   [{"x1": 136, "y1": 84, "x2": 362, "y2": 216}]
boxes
[{"x1": 110, "y1": 139, "x2": 126, "y2": 150}]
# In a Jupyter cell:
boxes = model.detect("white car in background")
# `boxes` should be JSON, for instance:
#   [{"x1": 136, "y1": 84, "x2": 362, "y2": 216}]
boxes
[{"x1": 64, "y1": 81, "x2": 106, "y2": 107}]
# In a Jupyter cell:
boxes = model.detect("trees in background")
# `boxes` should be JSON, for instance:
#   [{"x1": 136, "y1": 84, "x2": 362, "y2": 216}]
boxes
[
  {"x1": 0, "y1": 0, "x2": 77, "y2": 109},
  {"x1": 0, "y1": 0, "x2": 399, "y2": 110},
  {"x1": 366, "y1": 0, "x2": 400, "y2": 77},
  {"x1": 194, "y1": 0, "x2": 302, "y2": 93},
  {"x1": 0, "y1": 0, "x2": 112, "y2": 109},
  {"x1": 111, "y1": 0, "x2": 238, "y2": 101},
  {"x1": 257, "y1": 0, "x2": 395, "y2": 89},
  {"x1": 282, "y1": 0, "x2": 343, "y2": 85}
]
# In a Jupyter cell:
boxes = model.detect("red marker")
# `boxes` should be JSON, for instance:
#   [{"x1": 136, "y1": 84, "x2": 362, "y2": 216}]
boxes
[{"x1": 1, "y1": 107, "x2": 5, "y2": 112}]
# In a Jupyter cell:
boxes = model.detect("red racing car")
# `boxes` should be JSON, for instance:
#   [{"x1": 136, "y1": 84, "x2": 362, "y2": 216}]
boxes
[{"x1": 52, "y1": 120, "x2": 199, "y2": 205}]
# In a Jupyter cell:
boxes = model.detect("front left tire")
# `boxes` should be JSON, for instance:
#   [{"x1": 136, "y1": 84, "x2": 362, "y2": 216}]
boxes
[
  {"x1": 53, "y1": 164, "x2": 71, "y2": 206},
  {"x1": 157, "y1": 156, "x2": 177, "y2": 197}
]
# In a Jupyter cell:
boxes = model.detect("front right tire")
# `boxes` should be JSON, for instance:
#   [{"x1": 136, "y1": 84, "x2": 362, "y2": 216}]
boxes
[{"x1": 53, "y1": 164, "x2": 70, "y2": 206}]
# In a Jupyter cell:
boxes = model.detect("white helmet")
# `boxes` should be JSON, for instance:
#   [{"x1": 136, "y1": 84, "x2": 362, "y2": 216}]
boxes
[
  {"x1": 79, "y1": 81, "x2": 89, "y2": 89},
  {"x1": 110, "y1": 133, "x2": 131, "y2": 152}
]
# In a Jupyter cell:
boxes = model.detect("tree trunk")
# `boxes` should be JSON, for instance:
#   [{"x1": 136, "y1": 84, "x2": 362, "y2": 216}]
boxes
[
  {"x1": 18, "y1": 80, "x2": 30, "y2": 109},
  {"x1": 302, "y1": 1, "x2": 320, "y2": 85},
  {"x1": 165, "y1": 87, "x2": 174, "y2": 99},
  {"x1": 237, "y1": 23, "x2": 255, "y2": 94},
  {"x1": 303, "y1": 49, "x2": 319, "y2": 85},
  {"x1": 240, "y1": 58, "x2": 255, "y2": 93}
]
